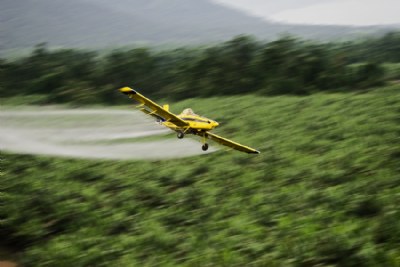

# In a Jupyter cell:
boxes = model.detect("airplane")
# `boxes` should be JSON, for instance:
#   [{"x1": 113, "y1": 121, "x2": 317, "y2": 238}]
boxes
[{"x1": 119, "y1": 87, "x2": 260, "y2": 154}]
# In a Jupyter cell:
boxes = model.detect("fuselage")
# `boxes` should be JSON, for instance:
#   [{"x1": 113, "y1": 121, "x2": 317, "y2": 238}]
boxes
[{"x1": 163, "y1": 114, "x2": 219, "y2": 131}]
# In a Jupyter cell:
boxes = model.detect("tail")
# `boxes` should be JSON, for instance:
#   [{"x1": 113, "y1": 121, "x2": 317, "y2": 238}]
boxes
[{"x1": 163, "y1": 104, "x2": 169, "y2": 111}]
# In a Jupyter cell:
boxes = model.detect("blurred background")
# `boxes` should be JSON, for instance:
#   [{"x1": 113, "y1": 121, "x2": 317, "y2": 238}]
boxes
[{"x1": 1, "y1": 0, "x2": 400, "y2": 266}]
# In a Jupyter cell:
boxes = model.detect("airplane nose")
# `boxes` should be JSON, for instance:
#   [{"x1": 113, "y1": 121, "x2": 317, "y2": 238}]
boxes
[{"x1": 213, "y1": 121, "x2": 219, "y2": 127}]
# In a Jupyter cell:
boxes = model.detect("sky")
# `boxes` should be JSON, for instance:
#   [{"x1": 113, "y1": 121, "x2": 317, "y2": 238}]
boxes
[{"x1": 212, "y1": 0, "x2": 400, "y2": 26}]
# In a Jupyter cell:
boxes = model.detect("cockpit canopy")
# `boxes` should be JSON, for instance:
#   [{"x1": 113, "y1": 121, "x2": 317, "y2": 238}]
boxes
[{"x1": 180, "y1": 108, "x2": 198, "y2": 116}]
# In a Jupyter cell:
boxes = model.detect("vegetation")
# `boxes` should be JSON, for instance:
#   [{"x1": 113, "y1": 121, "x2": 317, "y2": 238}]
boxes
[
  {"x1": 2, "y1": 84, "x2": 400, "y2": 266},
  {"x1": 1, "y1": 33, "x2": 400, "y2": 105},
  {"x1": 1, "y1": 33, "x2": 400, "y2": 266}
]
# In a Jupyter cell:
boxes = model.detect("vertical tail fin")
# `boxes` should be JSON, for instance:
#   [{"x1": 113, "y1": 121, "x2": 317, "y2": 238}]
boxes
[{"x1": 163, "y1": 104, "x2": 169, "y2": 111}]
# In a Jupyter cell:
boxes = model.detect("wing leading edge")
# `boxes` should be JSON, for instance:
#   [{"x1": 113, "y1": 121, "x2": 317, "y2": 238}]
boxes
[
  {"x1": 119, "y1": 87, "x2": 188, "y2": 127},
  {"x1": 206, "y1": 132, "x2": 260, "y2": 154}
]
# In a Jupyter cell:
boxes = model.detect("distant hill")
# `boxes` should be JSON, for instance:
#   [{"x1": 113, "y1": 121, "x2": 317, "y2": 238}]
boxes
[{"x1": 1, "y1": 0, "x2": 397, "y2": 53}]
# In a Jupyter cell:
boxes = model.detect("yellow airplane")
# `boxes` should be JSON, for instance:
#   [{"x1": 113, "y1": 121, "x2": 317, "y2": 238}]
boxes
[{"x1": 119, "y1": 87, "x2": 260, "y2": 154}]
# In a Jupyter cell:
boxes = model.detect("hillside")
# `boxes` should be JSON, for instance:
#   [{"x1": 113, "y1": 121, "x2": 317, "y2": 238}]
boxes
[
  {"x1": 1, "y1": 0, "x2": 396, "y2": 53},
  {"x1": 2, "y1": 85, "x2": 400, "y2": 265}
]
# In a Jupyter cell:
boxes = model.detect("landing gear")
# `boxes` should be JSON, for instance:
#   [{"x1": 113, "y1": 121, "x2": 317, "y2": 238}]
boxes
[
  {"x1": 202, "y1": 143, "x2": 209, "y2": 151},
  {"x1": 201, "y1": 132, "x2": 209, "y2": 151},
  {"x1": 177, "y1": 131, "x2": 184, "y2": 139}
]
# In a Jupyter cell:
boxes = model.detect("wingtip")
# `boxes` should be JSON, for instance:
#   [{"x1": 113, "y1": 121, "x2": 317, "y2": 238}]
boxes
[{"x1": 119, "y1": 87, "x2": 137, "y2": 94}]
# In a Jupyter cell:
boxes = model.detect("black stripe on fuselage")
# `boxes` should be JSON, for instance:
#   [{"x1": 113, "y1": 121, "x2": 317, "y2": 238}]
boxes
[{"x1": 181, "y1": 117, "x2": 209, "y2": 123}]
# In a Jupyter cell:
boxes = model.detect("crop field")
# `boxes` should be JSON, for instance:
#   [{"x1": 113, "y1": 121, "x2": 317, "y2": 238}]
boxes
[{"x1": 2, "y1": 84, "x2": 400, "y2": 266}]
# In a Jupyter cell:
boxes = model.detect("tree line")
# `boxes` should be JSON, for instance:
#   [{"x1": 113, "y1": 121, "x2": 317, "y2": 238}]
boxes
[{"x1": 1, "y1": 32, "x2": 399, "y2": 104}]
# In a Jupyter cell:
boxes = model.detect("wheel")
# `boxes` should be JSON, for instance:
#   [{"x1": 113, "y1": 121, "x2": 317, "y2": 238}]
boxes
[
  {"x1": 177, "y1": 131, "x2": 184, "y2": 139},
  {"x1": 202, "y1": 143, "x2": 209, "y2": 151}
]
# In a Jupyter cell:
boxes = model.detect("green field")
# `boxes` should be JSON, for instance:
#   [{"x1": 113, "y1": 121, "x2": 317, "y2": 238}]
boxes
[{"x1": 2, "y1": 84, "x2": 400, "y2": 266}]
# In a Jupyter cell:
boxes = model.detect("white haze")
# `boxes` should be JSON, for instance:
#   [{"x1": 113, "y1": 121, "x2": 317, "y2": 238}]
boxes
[
  {"x1": 213, "y1": 0, "x2": 400, "y2": 26},
  {"x1": 0, "y1": 108, "x2": 216, "y2": 160}
]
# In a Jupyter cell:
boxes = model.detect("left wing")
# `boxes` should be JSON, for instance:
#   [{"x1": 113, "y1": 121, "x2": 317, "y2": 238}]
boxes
[
  {"x1": 119, "y1": 87, "x2": 188, "y2": 127},
  {"x1": 206, "y1": 131, "x2": 260, "y2": 154}
]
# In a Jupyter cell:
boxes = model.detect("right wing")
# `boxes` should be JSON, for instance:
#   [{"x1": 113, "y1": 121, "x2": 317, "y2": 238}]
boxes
[
  {"x1": 206, "y1": 131, "x2": 260, "y2": 154},
  {"x1": 119, "y1": 87, "x2": 188, "y2": 127}
]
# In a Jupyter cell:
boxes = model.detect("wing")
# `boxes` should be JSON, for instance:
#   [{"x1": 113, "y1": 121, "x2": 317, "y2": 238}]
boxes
[
  {"x1": 206, "y1": 132, "x2": 260, "y2": 154},
  {"x1": 119, "y1": 87, "x2": 188, "y2": 127}
]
